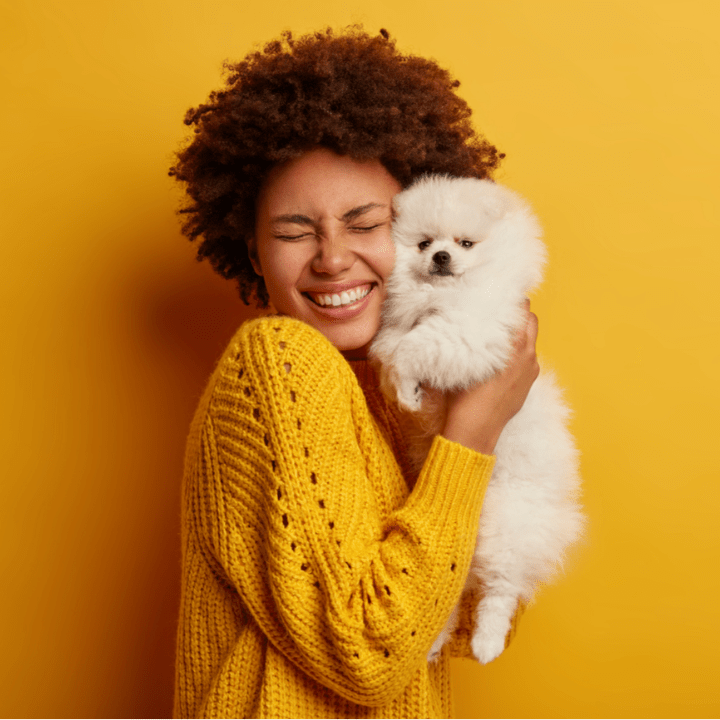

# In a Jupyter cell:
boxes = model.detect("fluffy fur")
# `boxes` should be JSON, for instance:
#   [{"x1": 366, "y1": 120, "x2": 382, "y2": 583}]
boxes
[{"x1": 369, "y1": 175, "x2": 584, "y2": 663}]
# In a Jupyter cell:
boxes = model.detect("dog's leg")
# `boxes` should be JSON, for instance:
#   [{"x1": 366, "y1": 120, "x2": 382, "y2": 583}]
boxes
[
  {"x1": 471, "y1": 590, "x2": 518, "y2": 664},
  {"x1": 396, "y1": 375, "x2": 423, "y2": 412}
]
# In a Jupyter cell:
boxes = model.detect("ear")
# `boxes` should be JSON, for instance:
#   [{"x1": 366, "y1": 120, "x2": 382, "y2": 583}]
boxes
[{"x1": 247, "y1": 236, "x2": 263, "y2": 276}]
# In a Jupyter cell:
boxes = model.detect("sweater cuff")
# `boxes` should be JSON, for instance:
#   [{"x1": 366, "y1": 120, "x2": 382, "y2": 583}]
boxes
[{"x1": 404, "y1": 435, "x2": 494, "y2": 529}]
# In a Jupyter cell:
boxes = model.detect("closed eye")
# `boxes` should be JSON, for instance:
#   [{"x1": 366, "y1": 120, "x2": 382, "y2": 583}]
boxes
[{"x1": 274, "y1": 233, "x2": 312, "y2": 241}]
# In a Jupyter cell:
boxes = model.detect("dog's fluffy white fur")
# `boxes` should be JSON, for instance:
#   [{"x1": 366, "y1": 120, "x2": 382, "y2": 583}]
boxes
[{"x1": 369, "y1": 175, "x2": 584, "y2": 664}]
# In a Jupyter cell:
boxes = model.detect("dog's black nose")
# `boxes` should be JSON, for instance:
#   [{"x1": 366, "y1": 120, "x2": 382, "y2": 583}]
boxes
[{"x1": 432, "y1": 250, "x2": 451, "y2": 266}]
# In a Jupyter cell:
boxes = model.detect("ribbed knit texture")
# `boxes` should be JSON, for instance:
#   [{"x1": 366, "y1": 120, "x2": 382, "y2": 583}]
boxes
[{"x1": 174, "y1": 316, "x2": 497, "y2": 719}]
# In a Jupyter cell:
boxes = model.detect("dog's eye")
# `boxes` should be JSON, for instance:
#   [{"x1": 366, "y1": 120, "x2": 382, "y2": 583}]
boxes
[
  {"x1": 458, "y1": 239, "x2": 475, "y2": 249},
  {"x1": 418, "y1": 239, "x2": 433, "y2": 251}
]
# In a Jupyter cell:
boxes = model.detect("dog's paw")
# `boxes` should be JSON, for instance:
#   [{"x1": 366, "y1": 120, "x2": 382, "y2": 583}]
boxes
[
  {"x1": 396, "y1": 378, "x2": 424, "y2": 412},
  {"x1": 471, "y1": 610, "x2": 512, "y2": 664},
  {"x1": 427, "y1": 637, "x2": 444, "y2": 662},
  {"x1": 470, "y1": 630, "x2": 506, "y2": 665}
]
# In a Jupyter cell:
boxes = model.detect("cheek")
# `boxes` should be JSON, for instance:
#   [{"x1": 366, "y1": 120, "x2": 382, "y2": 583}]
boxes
[
  {"x1": 379, "y1": 253, "x2": 396, "y2": 284},
  {"x1": 257, "y1": 243, "x2": 305, "y2": 305},
  {"x1": 370, "y1": 235, "x2": 397, "y2": 282}
]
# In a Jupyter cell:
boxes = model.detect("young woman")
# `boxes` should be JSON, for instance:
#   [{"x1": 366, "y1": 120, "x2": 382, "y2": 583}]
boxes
[{"x1": 170, "y1": 28, "x2": 539, "y2": 719}]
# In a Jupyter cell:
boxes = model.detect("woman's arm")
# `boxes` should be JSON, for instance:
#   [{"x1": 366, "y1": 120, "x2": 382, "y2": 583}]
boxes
[
  {"x1": 442, "y1": 300, "x2": 540, "y2": 454},
  {"x1": 189, "y1": 317, "x2": 494, "y2": 707}
]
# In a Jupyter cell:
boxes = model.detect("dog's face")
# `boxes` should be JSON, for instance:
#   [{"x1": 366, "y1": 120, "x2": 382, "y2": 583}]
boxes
[
  {"x1": 408, "y1": 229, "x2": 485, "y2": 283},
  {"x1": 391, "y1": 175, "x2": 545, "y2": 292}
]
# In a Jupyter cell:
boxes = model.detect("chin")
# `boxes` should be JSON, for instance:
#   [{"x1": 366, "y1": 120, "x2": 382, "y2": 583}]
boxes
[
  {"x1": 318, "y1": 317, "x2": 379, "y2": 357},
  {"x1": 369, "y1": 174, "x2": 585, "y2": 665}
]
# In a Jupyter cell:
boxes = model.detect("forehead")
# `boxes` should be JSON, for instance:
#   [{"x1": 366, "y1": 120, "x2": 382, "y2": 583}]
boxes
[{"x1": 257, "y1": 147, "x2": 401, "y2": 218}]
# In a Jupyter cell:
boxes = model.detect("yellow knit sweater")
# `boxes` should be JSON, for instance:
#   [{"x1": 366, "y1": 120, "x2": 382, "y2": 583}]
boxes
[{"x1": 174, "y1": 316, "x2": 509, "y2": 719}]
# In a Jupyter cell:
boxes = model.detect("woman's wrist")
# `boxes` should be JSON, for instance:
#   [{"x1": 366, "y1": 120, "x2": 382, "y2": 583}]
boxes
[{"x1": 441, "y1": 418, "x2": 500, "y2": 456}]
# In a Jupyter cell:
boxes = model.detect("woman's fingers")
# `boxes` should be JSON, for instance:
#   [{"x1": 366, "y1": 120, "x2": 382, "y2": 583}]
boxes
[{"x1": 441, "y1": 301, "x2": 540, "y2": 455}]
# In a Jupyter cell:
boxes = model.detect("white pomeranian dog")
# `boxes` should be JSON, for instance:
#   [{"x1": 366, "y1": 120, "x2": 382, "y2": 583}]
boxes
[{"x1": 369, "y1": 175, "x2": 584, "y2": 664}]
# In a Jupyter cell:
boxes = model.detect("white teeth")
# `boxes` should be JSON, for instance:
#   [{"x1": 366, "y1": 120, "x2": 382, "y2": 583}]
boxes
[{"x1": 310, "y1": 286, "x2": 370, "y2": 307}]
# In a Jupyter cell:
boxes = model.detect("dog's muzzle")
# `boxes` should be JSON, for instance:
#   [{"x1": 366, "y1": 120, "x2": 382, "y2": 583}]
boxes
[{"x1": 430, "y1": 250, "x2": 454, "y2": 276}]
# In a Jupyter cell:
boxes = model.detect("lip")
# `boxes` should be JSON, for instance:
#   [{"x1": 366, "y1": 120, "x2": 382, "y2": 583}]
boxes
[
  {"x1": 302, "y1": 282, "x2": 377, "y2": 319},
  {"x1": 302, "y1": 281, "x2": 374, "y2": 295}
]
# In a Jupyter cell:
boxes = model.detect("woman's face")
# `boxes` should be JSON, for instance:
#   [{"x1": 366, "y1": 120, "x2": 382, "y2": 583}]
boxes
[{"x1": 251, "y1": 147, "x2": 401, "y2": 358}]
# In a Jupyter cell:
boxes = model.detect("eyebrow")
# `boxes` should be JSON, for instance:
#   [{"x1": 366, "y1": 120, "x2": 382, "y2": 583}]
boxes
[
  {"x1": 342, "y1": 203, "x2": 386, "y2": 222},
  {"x1": 270, "y1": 203, "x2": 388, "y2": 227}
]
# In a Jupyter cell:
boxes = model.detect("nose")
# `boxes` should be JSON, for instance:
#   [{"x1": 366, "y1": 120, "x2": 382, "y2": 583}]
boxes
[
  {"x1": 311, "y1": 234, "x2": 354, "y2": 275},
  {"x1": 432, "y1": 250, "x2": 451, "y2": 267}
]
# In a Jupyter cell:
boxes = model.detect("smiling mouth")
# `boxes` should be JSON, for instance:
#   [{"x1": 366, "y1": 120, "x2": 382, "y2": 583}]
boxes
[{"x1": 304, "y1": 284, "x2": 373, "y2": 308}]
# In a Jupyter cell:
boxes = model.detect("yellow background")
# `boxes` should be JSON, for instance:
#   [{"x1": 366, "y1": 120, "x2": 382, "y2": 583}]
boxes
[{"x1": 2, "y1": 0, "x2": 719, "y2": 717}]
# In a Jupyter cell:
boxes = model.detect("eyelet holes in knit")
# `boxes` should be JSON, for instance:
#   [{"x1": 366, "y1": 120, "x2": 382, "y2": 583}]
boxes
[
  {"x1": 402, "y1": 568, "x2": 409, "y2": 575},
  {"x1": 284, "y1": 363, "x2": 291, "y2": 373},
  {"x1": 282, "y1": 514, "x2": 289, "y2": 527},
  {"x1": 384, "y1": 649, "x2": 390, "y2": 657},
  {"x1": 301, "y1": 563, "x2": 308, "y2": 571},
  {"x1": 451, "y1": 563, "x2": 456, "y2": 572},
  {"x1": 253, "y1": 408, "x2": 260, "y2": 420},
  {"x1": 384, "y1": 585, "x2": 391, "y2": 596},
  {"x1": 318, "y1": 499, "x2": 325, "y2": 509},
  {"x1": 411, "y1": 630, "x2": 416, "y2": 637},
  {"x1": 290, "y1": 390, "x2": 296, "y2": 402},
  {"x1": 291, "y1": 542, "x2": 296, "y2": 551},
  {"x1": 264, "y1": 433, "x2": 270, "y2": 446},
  {"x1": 277, "y1": 488, "x2": 282, "y2": 500},
  {"x1": 279, "y1": 341, "x2": 286, "y2": 350},
  {"x1": 310, "y1": 472, "x2": 317, "y2": 484},
  {"x1": 238, "y1": 368, "x2": 244, "y2": 379},
  {"x1": 329, "y1": 521, "x2": 334, "y2": 529},
  {"x1": 304, "y1": 447, "x2": 309, "y2": 457}
]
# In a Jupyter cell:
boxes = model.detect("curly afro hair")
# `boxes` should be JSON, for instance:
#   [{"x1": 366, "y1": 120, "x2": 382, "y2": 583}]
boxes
[{"x1": 170, "y1": 26, "x2": 504, "y2": 307}]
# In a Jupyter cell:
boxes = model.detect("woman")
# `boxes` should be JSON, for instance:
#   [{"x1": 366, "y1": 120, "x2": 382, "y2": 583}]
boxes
[{"x1": 171, "y1": 27, "x2": 539, "y2": 719}]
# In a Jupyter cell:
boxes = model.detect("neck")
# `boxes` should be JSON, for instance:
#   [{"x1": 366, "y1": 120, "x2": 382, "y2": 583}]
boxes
[{"x1": 341, "y1": 343, "x2": 370, "y2": 362}]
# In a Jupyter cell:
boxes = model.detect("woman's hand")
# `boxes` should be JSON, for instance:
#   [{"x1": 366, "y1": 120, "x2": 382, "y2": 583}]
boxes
[{"x1": 441, "y1": 300, "x2": 540, "y2": 455}]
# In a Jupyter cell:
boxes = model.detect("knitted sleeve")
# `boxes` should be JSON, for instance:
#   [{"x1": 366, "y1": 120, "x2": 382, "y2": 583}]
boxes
[{"x1": 192, "y1": 316, "x2": 493, "y2": 707}]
